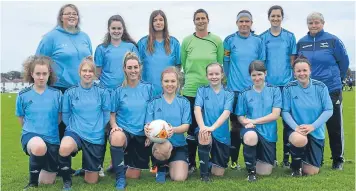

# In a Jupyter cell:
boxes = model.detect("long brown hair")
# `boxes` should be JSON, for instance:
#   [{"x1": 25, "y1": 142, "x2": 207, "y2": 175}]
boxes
[
  {"x1": 22, "y1": 55, "x2": 57, "y2": 86},
  {"x1": 102, "y1": 15, "x2": 137, "y2": 47},
  {"x1": 147, "y1": 10, "x2": 171, "y2": 55}
]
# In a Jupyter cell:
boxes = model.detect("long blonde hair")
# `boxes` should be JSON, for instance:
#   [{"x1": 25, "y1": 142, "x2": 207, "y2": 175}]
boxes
[{"x1": 122, "y1": 52, "x2": 142, "y2": 87}]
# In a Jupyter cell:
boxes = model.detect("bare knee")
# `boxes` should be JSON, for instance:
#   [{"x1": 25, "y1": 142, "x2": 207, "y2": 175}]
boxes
[
  {"x1": 171, "y1": 173, "x2": 187, "y2": 181},
  {"x1": 243, "y1": 131, "x2": 258, "y2": 146},
  {"x1": 126, "y1": 168, "x2": 141, "y2": 179},
  {"x1": 59, "y1": 137, "x2": 76, "y2": 156},
  {"x1": 28, "y1": 137, "x2": 47, "y2": 156},
  {"x1": 211, "y1": 166, "x2": 225, "y2": 176},
  {"x1": 256, "y1": 162, "x2": 273, "y2": 175},
  {"x1": 110, "y1": 131, "x2": 126, "y2": 147},
  {"x1": 85, "y1": 172, "x2": 99, "y2": 184},
  {"x1": 38, "y1": 170, "x2": 56, "y2": 184},
  {"x1": 302, "y1": 163, "x2": 319, "y2": 175},
  {"x1": 289, "y1": 132, "x2": 308, "y2": 147}
]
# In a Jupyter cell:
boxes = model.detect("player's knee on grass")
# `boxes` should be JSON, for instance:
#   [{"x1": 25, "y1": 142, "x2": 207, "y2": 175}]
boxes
[
  {"x1": 59, "y1": 136, "x2": 77, "y2": 156},
  {"x1": 126, "y1": 168, "x2": 141, "y2": 179},
  {"x1": 152, "y1": 142, "x2": 172, "y2": 161},
  {"x1": 243, "y1": 131, "x2": 258, "y2": 146},
  {"x1": 39, "y1": 170, "x2": 56, "y2": 184},
  {"x1": 27, "y1": 136, "x2": 47, "y2": 156},
  {"x1": 109, "y1": 131, "x2": 126, "y2": 147},
  {"x1": 84, "y1": 171, "x2": 99, "y2": 184},
  {"x1": 198, "y1": 131, "x2": 212, "y2": 145},
  {"x1": 169, "y1": 161, "x2": 188, "y2": 181},
  {"x1": 256, "y1": 161, "x2": 273, "y2": 175},
  {"x1": 211, "y1": 165, "x2": 225, "y2": 176},
  {"x1": 302, "y1": 163, "x2": 319, "y2": 175},
  {"x1": 289, "y1": 132, "x2": 308, "y2": 148}
]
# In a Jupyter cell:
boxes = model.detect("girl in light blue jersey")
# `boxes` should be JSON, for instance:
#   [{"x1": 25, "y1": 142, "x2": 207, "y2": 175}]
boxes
[
  {"x1": 138, "y1": 10, "x2": 181, "y2": 96},
  {"x1": 109, "y1": 52, "x2": 154, "y2": 190},
  {"x1": 144, "y1": 67, "x2": 191, "y2": 183},
  {"x1": 235, "y1": 60, "x2": 282, "y2": 182},
  {"x1": 282, "y1": 57, "x2": 333, "y2": 176},
  {"x1": 16, "y1": 56, "x2": 62, "y2": 190},
  {"x1": 58, "y1": 56, "x2": 110, "y2": 190},
  {"x1": 259, "y1": 5, "x2": 297, "y2": 167},
  {"x1": 194, "y1": 63, "x2": 234, "y2": 182},
  {"x1": 95, "y1": 15, "x2": 139, "y2": 89},
  {"x1": 223, "y1": 10, "x2": 266, "y2": 171},
  {"x1": 93, "y1": 14, "x2": 139, "y2": 177}
]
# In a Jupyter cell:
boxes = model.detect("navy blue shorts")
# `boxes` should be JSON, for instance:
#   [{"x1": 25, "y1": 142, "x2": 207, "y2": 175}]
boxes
[
  {"x1": 21, "y1": 132, "x2": 59, "y2": 173},
  {"x1": 286, "y1": 128, "x2": 324, "y2": 168},
  {"x1": 122, "y1": 130, "x2": 150, "y2": 169},
  {"x1": 240, "y1": 128, "x2": 276, "y2": 165},
  {"x1": 65, "y1": 131, "x2": 104, "y2": 172},
  {"x1": 194, "y1": 132, "x2": 230, "y2": 168},
  {"x1": 168, "y1": 145, "x2": 189, "y2": 164}
]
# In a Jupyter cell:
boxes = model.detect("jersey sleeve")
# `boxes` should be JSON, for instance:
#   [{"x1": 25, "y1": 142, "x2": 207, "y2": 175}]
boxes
[
  {"x1": 235, "y1": 92, "x2": 247, "y2": 116},
  {"x1": 174, "y1": 39, "x2": 181, "y2": 66},
  {"x1": 94, "y1": 45, "x2": 104, "y2": 67},
  {"x1": 145, "y1": 100, "x2": 154, "y2": 124},
  {"x1": 101, "y1": 89, "x2": 111, "y2": 112},
  {"x1": 15, "y1": 94, "x2": 24, "y2": 117},
  {"x1": 182, "y1": 99, "x2": 192, "y2": 124},
  {"x1": 62, "y1": 90, "x2": 71, "y2": 125},
  {"x1": 290, "y1": 33, "x2": 297, "y2": 55},
  {"x1": 223, "y1": 37, "x2": 231, "y2": 77},
  {"x1": 272, "y1": 87, "x2": 282, "y2": 108},
  {"x1": 111, "y1": 88, "x2": 120, "y2": 112},
  {"x1": 282, "y1": 86, "x2": 291, "y2": 112},
  {"x1": 258, "y1": 39, "x2": 266, "y2": 61},
  {"x1": 131, "y1": 45, "x2": 140, "y2": 61},
  {"x1": 180, "y1": 38, "x2": 188, "y2": 72},
  {"x1": 321, "y1": 86, "x2": 333, "y2": 111},
  {"x1": 86, "y1": 34, "x2": 93, "y2": 55},
  {"x1": 57, "y1": 91, "x2": 63, "y2": 112},
  {"x1": 334, "y1": 37, "x2": 350, "y2": 79},
  {"x1": 217, "y1": 38, "x2": 224, "y2": 65},
  {"x1": 224, "y1": 90, "x2": 234, "y2": 111},
  {"x1": 194, "y1": 87, "x2": 204, "y2": 108},
  {"x1": 137, "y1": 39, "x2": 146, "y2": 63}
]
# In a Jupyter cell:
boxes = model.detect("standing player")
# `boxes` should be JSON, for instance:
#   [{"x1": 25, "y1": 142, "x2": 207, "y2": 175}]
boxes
[
  {"x1": 109, "y1": 52, "x2": 153, "y2": 190},
  {"x1": 93, "y1": 14, "x2": 138, "y2": 177},
  {"x1": 297, "y1": 12, "x2": 349, "y2": 170},
  {"x1": 16, "y1": 56, "x2": 62, "y2": 190},
  {"x1": 145, "y1": 67, "x2": 191, "y2": 183},
  {"x1": 223, "y1": 10, "x2": 265, "y2": 170},
  {"x1": 58, "y1": 56, "x2": 110, "y2": 190},
  {"x1": 259, "y1": 5, "x2": 297, "y2": 168},
  {"x1": 138, "y1": 10, "x2": 181, "y2": 96},
  {"x1": 282, "y1": 57, "x2": 333, "y2": 176},
  {"x1": 194, "y1": 63, "x2": 234, "y2": 182},
  {"x1": 181, "y1": 9, "x2": 224, "y2": 173},
  {"x1": 235, "y1": 60, "x2": 282, "y2": 182}
]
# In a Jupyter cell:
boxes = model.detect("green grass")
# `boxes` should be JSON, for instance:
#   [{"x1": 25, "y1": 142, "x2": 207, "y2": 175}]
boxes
[{"x1": 1, "y1": 91, "x2": 355, "y2": 191}]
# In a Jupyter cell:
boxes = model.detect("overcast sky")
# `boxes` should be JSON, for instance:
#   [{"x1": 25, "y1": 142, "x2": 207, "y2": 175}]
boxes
[{"x1": 1, "y1": 1, "x2": 355, "y2": 73}]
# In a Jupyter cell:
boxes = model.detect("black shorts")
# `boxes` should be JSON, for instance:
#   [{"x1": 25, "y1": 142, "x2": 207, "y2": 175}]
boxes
[
  {"x1": 122, "y1": 130, "x2": 150, "y2": 170},
  {"x1": 168, "y1": 145, "x2": 189, "y2": 164},
  {"x1": 240, "y1": 128, "x2": 276, "y2": 166},
  {"x1": 65, "y1": 130, "x2": 105, "y2": 172},
  {"x1": 286, "y1": 127, "x2": 324, "y2": 168},
  {"x1": 21, "y1": 132, "x2": 59, "y2": 173},
  {"x1": 184, "y1": 96, "x2": 198, "y2": 136}
]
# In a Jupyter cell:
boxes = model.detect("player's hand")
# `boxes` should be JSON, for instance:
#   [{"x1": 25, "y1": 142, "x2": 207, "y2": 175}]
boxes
[
  {"x1": 300, "y1": 124, "x2": 315, "y2": 135},
  {"x1": 144, "y1": 123, "x2": 151, "y2": 137},
  {"x1": 245, "y1": 123, "x2": 255, "y2": 128},
  {"x1": 144, "y1": 138, "x2": 151, "y2": 147},
  {"x1": 110, "y1": 124, "x2": 123, "y2": 134},
  {"x1": 166, "y1": 123, "x2": 174, "y2": 138},
  {"x1": 295, "y1": 126, "x2": 306, "y2": 135}
]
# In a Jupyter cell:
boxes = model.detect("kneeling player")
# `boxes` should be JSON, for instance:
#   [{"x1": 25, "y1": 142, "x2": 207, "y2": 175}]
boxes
[
  {"x1": 194, "y1": 63, "x2": 234, "y2": 182},
  {"x1": 16, "y1": 56, "x2": 62, "y2": 190},
  {"x1": 145, "y1": 67, "x2": 191, "y2": 183}
]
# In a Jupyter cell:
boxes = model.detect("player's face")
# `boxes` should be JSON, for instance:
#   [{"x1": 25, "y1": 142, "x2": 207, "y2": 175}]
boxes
[
  {"x1": 80, "y1": 64, "x2": 94, "y2": 84},
  {"x1": 269, "y1": 9, "x2": 283, "y2": 27},
  {"x1": 307, "y1": 19, "x2": 324, "y2": 36},
  {"x1": 162, "y1": 72, "x2": 178, "y2": 94},
  {"x1": 194, "y1": 13, "x2": 209, "y2": 32},
  {"x1": 109, "y1": 21, "x2": 124, "y2": 41},
  {"x1": 207, "y1": 65, "x2": 223, "y2": 86},
  {"x1": 31, "y1": 64, "x2": 49, "y2": 87},
  {"x1": 61, "y1": 7, "x2": 78, "y2": 29},
  {"x1": 153, "y1": 14, "x2": 165, "y2": 32},
  {"x1": 294, "y1": 62, "x2": 311, "y2": 84},
  {"x1": 251, "y1": 70, "x2": 266, "y2": 86},
  {"x1": 124, "y1": 59, "x2": 141, "y2": 81},
  {"x1": 237, "y1": 17, "x2": 252, "y2": 35}
]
